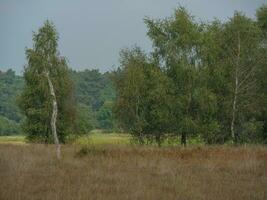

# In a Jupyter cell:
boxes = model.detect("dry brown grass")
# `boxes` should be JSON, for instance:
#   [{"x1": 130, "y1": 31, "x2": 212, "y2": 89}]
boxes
[{"x1": 0, "y1": 144, "x2": 267, "y2": 200}]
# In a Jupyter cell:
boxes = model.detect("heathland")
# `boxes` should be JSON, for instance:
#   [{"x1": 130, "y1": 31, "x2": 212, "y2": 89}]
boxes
[{"x1": 0, "y1": 139, "x2": 266, "y2": 200}]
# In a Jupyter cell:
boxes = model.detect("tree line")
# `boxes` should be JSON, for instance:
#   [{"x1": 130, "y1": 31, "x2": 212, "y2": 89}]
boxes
[
  {"x1": 0, "y1": 68, "x2": 116, "y2": 136},
  {"x1": 0, "y1": 69, "x2": 24, "y2": 135},
  {"x1": 113, "y1": 6, "x2": 267, "y2": 146},
  {"x1": 6, "y1": 5, "x2": 266, "y2": 146}
]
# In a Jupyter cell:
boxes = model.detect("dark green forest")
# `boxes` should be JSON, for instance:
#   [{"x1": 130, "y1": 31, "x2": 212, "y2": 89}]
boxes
[
  {"x1": 0, "y1": 69, "x2": 24, "y2": 135},
  {"x1": 0, "y1": 69, "x2": 116, "y2": 135}
]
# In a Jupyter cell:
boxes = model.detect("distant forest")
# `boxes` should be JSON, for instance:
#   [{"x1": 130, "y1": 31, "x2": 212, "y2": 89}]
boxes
[{"x1": 0, "y1": 69, "x2": 116, "y2": 135}]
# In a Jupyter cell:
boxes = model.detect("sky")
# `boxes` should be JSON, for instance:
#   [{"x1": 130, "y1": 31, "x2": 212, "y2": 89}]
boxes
[{"x1": 0, "y1": 0, "x2": 266, "y2": 74}]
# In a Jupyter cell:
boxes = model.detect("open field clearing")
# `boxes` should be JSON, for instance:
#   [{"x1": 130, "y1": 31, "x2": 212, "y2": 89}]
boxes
[
  {"x1": 0, "y1": 144, "x2": 267, "y2": 200},
  {"x1": 0, "y1": 134, "x2": 201, "y2": 146},
  {"x1": 0, "y1": 135, "x2": 26, "y2": 144},
  {"x1": 0, "y1": 133, "x2": 131, "y2": 145},
  {"x1": 75, "y1": 133, "x2": 131, "y2": 145}
]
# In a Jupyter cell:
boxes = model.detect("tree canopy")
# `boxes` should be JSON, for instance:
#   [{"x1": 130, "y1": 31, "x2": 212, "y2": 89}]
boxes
[
  {"x1": 18, "y1": 21, "x2": 76, "y2": 143},
  {"x1": 113, "y1": 5, "x2": 267, "y2": 145}
]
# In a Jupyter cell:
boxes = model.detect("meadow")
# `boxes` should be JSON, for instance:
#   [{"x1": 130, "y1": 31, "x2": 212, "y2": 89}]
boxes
[
  {"x1": 0, "y1": 133, "x2": 130, "y2": 145},
  {"x1": 0, "y1": 134, "x2": 267, "y2": 200}
]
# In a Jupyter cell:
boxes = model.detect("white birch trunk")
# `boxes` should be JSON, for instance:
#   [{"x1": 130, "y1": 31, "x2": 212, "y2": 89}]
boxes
[
  {"x1": 45, "y1": 71, "x2": 61, "y2": 159},
  {"x1": 230, "y1": 32, "x2": 240, "y2": 143}
]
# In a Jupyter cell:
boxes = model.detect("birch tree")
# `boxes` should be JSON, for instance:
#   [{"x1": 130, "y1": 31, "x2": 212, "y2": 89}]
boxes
[
  {"x1": 45, "y1": 71, "x2": 60, "y2": 159},
  {"x1": 145, "y1": 7, "x2": 202, "y2": 146},
  {"x1": 113, "y1": 47, "x2": 174, "y2": 146},
  {"x1": 19, "y1": 21, "x2": 76, "y2": 153},
  {"x1": 256, "y1": 5, "x2": 267, "y2": 143},
  {"x1": 223, "y1": 12, "x2": 261, "y2": 143}
]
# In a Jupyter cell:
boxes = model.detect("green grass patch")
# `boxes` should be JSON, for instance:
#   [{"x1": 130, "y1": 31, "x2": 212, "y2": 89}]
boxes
[
  {"x1": 0, "y1": 135, "x2": 26, "y2": 144},
  {"x1": 0, "y1": 133, "x2": 131, "y2": 145},
  {"x1": 75, "y1": 133, "x2": 131, "y2": 145},
  {"x1": 0, "y1": 133, "x2": 202, "y2": 146}
]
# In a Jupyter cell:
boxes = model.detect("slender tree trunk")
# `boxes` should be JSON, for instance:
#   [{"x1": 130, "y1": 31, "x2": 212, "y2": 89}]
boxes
[
  {"x1": 231, "y1": 73, "x2": 238, "y2": 143},
  {"x1": 45, "y1": 71, "x2": 61, "y2": 159},
  {"x1": 181, "y1": 133, "x2": 186, "y2": 147},
  {"x1": 181, "y1": 93, "x2": 191, "y2": 147},
  {"x1": 156, "y1": 133, "x2": 161, "y2": 147},
  {"x1": 230, "y1": 32, "x2": 240, "y2": 144}
]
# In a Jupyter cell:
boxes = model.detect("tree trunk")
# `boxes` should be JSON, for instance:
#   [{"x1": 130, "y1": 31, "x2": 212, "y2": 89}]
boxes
[
  {"x1": 45, "y1": 71, "x2": 61, "y2": 159},
  {"x1": 230, "y1": 32, "x2": 240, "y2": 144},
  {"x1": 156, "y1": 134, "x2": 161, "y2": 147},
  {"x1": 231, "y1": 74, "x2": 238, "y2": 143},
  {"x1": 181, "y1": 133, "x2": 187, "y2": 147}
]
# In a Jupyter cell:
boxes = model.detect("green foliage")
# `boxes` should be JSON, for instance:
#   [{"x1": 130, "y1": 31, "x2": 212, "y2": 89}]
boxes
[
  {"x1": 76, "y1": 103, "x2": 94, "y2": 135},
  {"x1": 114, "y1": 47, "x2": 174, "y2": 146},
  {"x1": 257, "y1": 4, "x2": 267, "y2": 36},
  {"x1": 0, "y1": 68, "x2": 116, "y2": 136},
  {"x1": 113, "y1": 5, "x2": 267, "y2": 145},
  {"x1": 256, "y1": 5, "x2": 267, "y2": 143},
  {"x1": 145, "y1": 7, "x2": 205, "y2": 145},
  {"x1": 0, "y1": 69, "x2": 24, "y2": 135},
  {"x1": 0, "y1": 115, "x2": 20, "y2": 135},
  {"x1": 72, "y1": 69, "x2": 106, "y2": 110},
  {"x1": 96, "y1": 101, "x2": 114, "y2": 130},
  {"x1": 18, "y1": 21, "x2": 76, "y2": 143},
  {"x1": 0, "y1": 70, "x2": 24, "y2": 122},
  {"x1": 1, "y1": 5, "x2": 267, "y2": 145},
  {"x1": 71, "y1": 69, "x2": 116, "y2": 131}
]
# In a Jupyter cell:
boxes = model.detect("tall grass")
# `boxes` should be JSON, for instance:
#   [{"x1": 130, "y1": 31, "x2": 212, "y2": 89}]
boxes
[{"x1": 0, "y1": 144, "x2": 266, "y2": 200}]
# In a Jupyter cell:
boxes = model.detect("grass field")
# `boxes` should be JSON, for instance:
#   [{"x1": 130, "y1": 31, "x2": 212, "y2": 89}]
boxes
[
  {"x1": 0, "y1": 142, "x2": 267, "y2": 200},
  {"x1": 0, "y1": 133, "x2": 202, "y2": 146},
  {"x1": 75, "y1": 133, "x2": 131, "y2": 145},
  {"x1": 0, "y1": 133, "x2": 131, "y2": 145},
  {"x1": 0, "y1": 135, "x2": 26, "y2": 144}
]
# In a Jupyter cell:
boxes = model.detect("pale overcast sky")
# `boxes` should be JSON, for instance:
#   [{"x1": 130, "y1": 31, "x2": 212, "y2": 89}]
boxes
[{"x1": 0, "y1": 0, "x2": 266, "y2": 74}]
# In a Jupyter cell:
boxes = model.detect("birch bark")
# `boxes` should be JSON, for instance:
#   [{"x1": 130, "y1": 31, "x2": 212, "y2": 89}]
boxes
[
  {"x1": 230, "y1": 32, "x2": 240, "y2": 143},
  {"x1": 45, "y1": 71, "x2": 61, "y2": 159}
]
